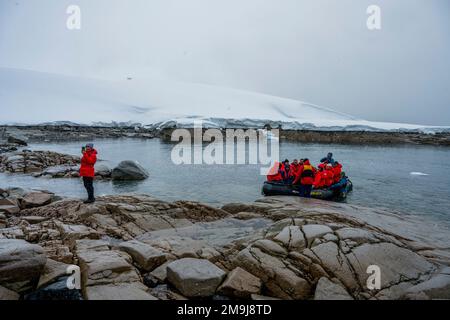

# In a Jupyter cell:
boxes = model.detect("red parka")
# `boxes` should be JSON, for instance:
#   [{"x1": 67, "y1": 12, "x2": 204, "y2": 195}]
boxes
[
  {"x1": 290, "y1": 163, "x2": 301, "y2": 177},
  {"x1": 279, "y1": 164, "x2": 294, "y2": 181},
  {"x1": 293, "y1": 160, "x2": 316, "y2": 185},
  {"x1": 313, "y1": 171, "x2": 325, "y2": 189},
  {"x1": 322, "y1": 167, "x2": 334, "y2": 187},
  {"x1": 332, "y1": 163, "x2": 343, "y2": 183},
  {"x1": 80, "y1": 149, "x2": 97, "y2": 177}
]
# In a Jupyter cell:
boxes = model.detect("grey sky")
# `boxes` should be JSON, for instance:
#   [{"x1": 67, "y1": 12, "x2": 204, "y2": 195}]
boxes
[{"x1": 0, "y1": 0, "x2": 449, "y2": 125}]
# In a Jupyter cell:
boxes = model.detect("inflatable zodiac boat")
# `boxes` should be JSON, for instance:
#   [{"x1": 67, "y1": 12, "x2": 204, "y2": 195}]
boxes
[{"x1": 262, "y1": 177, "x2": 353, "y2": 201}]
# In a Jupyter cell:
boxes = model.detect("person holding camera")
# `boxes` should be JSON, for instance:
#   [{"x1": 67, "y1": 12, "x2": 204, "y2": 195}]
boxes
[{"x1": 80, "y1": 143, "x2": 97, "y2": 203}]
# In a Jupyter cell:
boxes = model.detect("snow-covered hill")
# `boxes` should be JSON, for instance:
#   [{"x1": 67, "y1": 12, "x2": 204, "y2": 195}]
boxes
[{"x1": 0, "y1": 68, "x2": 448, "y2": 133}]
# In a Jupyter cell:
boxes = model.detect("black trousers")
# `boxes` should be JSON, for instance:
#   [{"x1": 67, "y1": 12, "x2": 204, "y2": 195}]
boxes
[
  {"x1": 296, "y1": 184, "x2": 312, "y2": 198},
  {"x1": 83, "y1": 177, "x2": 95, "y2": 200}
]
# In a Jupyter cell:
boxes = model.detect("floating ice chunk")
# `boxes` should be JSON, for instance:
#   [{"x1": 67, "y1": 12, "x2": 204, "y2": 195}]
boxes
[{"x1": 410, "y1": 172, "x2": 429, "y2": 176}]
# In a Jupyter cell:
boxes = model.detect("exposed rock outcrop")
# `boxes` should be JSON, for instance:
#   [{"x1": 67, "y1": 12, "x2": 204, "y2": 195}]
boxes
[
  {"x1": 0, "y1": 193, "x2": 448, "y2": 300},
  {"x1": 112, "y1": 161, "x2": 149, "y2": 181},
  {"x1": 0, "y1": 150, "x2": 79, "y2": 174},
  {"x1": 0, "y1": 239, "x2": 47, "y2": 293},
  {"x1": 166, "y1": 258, "x2": 226, "y2": 297},
  {"x1": 217, "y1": 267, "x2": 262, "y2": 299}
]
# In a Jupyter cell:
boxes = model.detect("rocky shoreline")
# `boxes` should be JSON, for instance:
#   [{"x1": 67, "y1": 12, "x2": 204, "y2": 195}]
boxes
[
  {"x1": 1, "y1": 189, "x2": 449, "y2": 300},
  {"x1": 0, "y1": 125, "x2": 156, "y2": 143},
  {"x1": 1, "y1": 125, "x2": 450, "y2": 146},
  {"x1": 0, "y1": 148, "x2": 149, "y2": 180}
]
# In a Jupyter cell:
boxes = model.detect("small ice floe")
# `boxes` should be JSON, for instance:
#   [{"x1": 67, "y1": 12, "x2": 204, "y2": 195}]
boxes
[{"x1": 410, "y1": 172, "x2": 429, "y2": 176}]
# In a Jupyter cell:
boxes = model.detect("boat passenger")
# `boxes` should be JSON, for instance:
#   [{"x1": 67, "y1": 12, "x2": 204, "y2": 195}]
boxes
[
  {"x1": 290, "y1": 159, "x2": 301, "y2": 177},
  {"x1": 323, "y1": 164, "x2": 334, "y2": 187},
  {"x1": 320, "y1": 152, "x2": 335, "y2": 165},
  {"x1": 332, "y1": 161, "x2": 343, "y2": 184},
  {"x1": 313, "y1": 165, "x2": 325, "y2": 189},
  {"x1": 280, "y1": 159, "x2": 294, "y2": 184},
  {"x1": 293, "y1": 158, "x2": 316, "y2": 198}
]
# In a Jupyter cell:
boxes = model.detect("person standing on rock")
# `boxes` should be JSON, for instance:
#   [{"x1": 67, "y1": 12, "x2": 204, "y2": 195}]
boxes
[{"x1": 80, "y1": 143, "x2": 97, "y2": 204}]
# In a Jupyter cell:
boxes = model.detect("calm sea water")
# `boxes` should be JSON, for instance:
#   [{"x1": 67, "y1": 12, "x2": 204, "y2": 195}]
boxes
[{"x1": 1, "y1": 138, "x2": 450, "y2": 228}]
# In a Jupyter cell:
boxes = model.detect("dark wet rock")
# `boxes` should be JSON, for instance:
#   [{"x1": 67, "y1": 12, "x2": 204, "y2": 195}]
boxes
[
  {"x1": 24, "y1": 276, "x2": 83, "y2": 300},
  {"x1": 20, "y1": 216, "x2": 50, "y2": 224},
  {"x1": 112, "y1": 160, "x2": 149, "y2": 180},
  {"x1": 212, "y1": 294, "x2": 232, "y2": 301},
  {"x1": 0, "y1": 143, "x2": 19, "y2": 154},
  {"x1": 149, "y1": 284, "x2": 187, "y2": 300},
  {"x1": 0, "y1": 285, "x2": 20, "y2": 300},
  {"x1": 251, "y1": 294, "x2": 281, "y2": 300},
  {"x1": 7, "y1": 133, "x2": 28, "y2": 146},
  {"x1": 143, "y1": 273, "x2": 160, "y2": 288}
]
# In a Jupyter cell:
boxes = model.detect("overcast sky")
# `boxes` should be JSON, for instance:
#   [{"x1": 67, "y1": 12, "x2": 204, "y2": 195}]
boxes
[{"x1": 0, "y1": 0, "x2": 449, "y2": 125}]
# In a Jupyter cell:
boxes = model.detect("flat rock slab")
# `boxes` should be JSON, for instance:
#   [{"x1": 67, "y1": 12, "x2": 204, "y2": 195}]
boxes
[
  {"x1": 218, "y1": 267, "x2": 262, "y2": 299},
  {"x1": 234, "y1": 247, "x2": 311, "y2": 299},
  {"x1": 85, "y1": 282, "x2": 158, "y2": 300},
  {"x1": 310, "y1": 242, "x2": 357, "y2": 291},
  {"x1": 314, "y1": 277, "x2": 353, "y2": 300},
  {"x1": 335, "y1": 227, "x2": 379, "y2": 245},
  {"x1": 75, "y1": 239, "x2": 110, "y2": 252},
  {"x1": 404, "y1": 274, "x2": 450, "y2": 299},
  {"x1": 0, "y1": 205, "x2": 20, "y2": 215},
  {"x1": 167, "y1": 258, "x2": 226, "y2": 297},
  {"x1": 347, "y1": 243, "x2": 435, "y2": 290},
  {"x1": 21, "y1": 192, "x2": 53, "y2": 208},
  {"x1": 57, "y1": 223, "x2": 100, "y2": 242},
  {"x1": 117, "y1": 240, "x2": 167, "y2": 271},
  {"x1": 302, "y1": 224, "x2": 333, "y2": 245},
  {"x1": 0, "y1": 197, "x2": 18, "y2": 206},
  {"x1": 0, "y1": 239, "x2": 47, "y2": 292},
  {"x1": 77, "y1": 250, "x2": 141, "y2": 287},
  {"x1": 38, "y1": 259, "x2": 71, "y2": 289},
  {"x1": 274, "y1": 226, "x2": 305, "y2": 250}
]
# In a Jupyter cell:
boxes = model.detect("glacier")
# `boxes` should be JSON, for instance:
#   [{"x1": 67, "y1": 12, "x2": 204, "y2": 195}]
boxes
[{"x1": 0, "y1": 67, "x2": 448, "y2": 133}]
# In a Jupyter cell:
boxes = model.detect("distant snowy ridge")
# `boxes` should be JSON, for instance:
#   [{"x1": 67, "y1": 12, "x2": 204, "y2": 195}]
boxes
[{"x1": 1, "y1": 67, "x2": 449, "y2": 133}]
